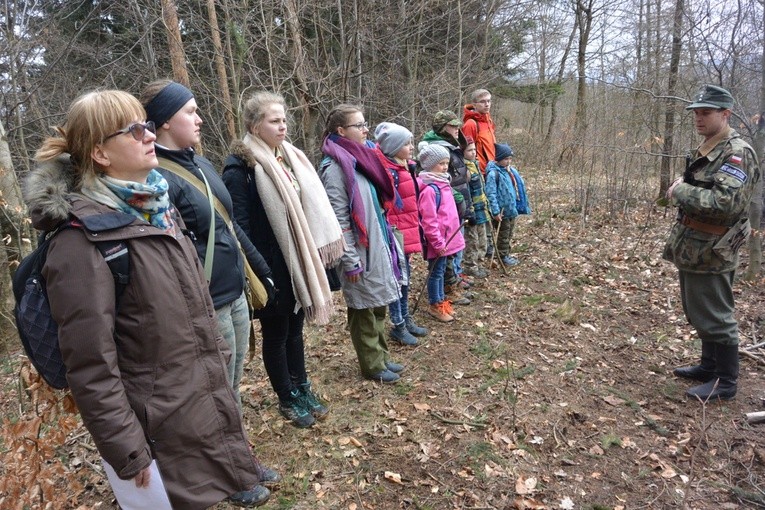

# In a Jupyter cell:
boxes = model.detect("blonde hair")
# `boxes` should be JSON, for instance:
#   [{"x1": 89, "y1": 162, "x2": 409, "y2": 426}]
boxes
[
  {"x1": 470, "y1": 88, "x2": 491, "y2": 103},
  {"x1": 35, "y1": 90, "x2": 146, "y2": 189},
  {"x1": 243, "y1": 91, "x2": 287, "y2": 132},
  {"x1": 322, "y1": 104, "x2": 363, "y2": 139}
]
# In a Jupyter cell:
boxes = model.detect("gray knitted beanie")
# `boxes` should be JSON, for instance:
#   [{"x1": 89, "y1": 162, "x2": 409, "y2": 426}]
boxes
[
  {"x1": 418, "y1": 144, "x2": 450, "y2": 171},
  {"x1": 374, "y1": 122, "x2": 413, "y2": 157}
]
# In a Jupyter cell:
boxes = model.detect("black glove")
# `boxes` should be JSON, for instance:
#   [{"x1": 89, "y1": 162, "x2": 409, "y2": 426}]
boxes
[
  {"x1": 261, "y1": 275, "x2": 277, "y2": 305},
  {"x1": 467, "y1": 217, "x2": 477, "y2": 226}
]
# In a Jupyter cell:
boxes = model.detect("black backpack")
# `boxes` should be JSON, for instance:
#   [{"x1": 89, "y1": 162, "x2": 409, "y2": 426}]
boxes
[{"x1": 12, "y1": 222, "x2": 129, "y2": 389}]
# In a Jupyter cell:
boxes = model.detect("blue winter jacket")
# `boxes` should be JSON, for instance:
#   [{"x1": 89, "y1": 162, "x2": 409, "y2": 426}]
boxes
[{"x1": 484, "y1": 161, "x2": 531, "y2": 219}]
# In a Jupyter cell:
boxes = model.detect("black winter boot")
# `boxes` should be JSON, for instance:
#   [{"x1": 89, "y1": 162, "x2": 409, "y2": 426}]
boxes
[
  {"x1": 673, "y1": 342, "x2": 716, "y2": 382},
  {"x1": 390, "y1": 321, "x2": 418, "y2": 346},
  {"x1": 686, "y1": 344, "x2": 738, "y2": 401}
]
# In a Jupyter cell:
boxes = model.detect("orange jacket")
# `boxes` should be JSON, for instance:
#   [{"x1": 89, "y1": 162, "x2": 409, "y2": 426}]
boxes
[{"x1": 462, "y1": 105, "x2": 496, "y2": 173}]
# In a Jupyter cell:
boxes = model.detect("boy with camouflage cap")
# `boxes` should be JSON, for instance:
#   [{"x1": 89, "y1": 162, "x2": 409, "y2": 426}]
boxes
[{"x1": 664, "y1": 84, "x2": 761, "y2": 401}]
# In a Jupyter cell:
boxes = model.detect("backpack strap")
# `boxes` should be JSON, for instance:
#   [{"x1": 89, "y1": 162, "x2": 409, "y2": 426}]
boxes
[
  {"x1": 428, "y1": 183, "x2": 442, "y2": 211},
  {"x1": 95, "y1": 240, "x2": 130, "y2": 305}
]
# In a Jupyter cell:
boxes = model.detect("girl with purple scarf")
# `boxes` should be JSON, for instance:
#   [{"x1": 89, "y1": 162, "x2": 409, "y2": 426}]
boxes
[{"x1": 318, "y1": 104, "x2": 406, "y2": 384}]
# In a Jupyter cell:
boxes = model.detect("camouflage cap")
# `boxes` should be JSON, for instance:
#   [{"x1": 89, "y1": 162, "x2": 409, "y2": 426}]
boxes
[
  {"x1": 433, "y1": 110, "x2": 462, "y2": 131},
  {"x1": 686, "y1": 85, "x2": 734, "y2": 110}
]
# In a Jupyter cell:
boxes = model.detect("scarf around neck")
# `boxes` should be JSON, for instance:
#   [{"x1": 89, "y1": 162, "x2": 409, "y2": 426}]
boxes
[
  {"x1": 81, "y1": 169, "x2": 176, "y2": 234},
  {"x1": 418, "y1": 171, "x2": 451, "y2": 185},
  {"x1": 242, "y1": 133, "x2": 344, "y2": 324},
  {"x1": 322, "y1": 134, "x2": 397, "y2": 247}
]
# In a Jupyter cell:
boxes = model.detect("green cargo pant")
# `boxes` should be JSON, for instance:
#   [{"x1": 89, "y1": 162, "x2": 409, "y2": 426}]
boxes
[
  {"x1": 679, "y1": 270, "x2": 739, "y2": 346},
  {"x1": 347, "y1": 306, "x2": 390, "y2": 376},
  {"x1": 493, "y1": 216, "x2": 516, "y2": 257}
]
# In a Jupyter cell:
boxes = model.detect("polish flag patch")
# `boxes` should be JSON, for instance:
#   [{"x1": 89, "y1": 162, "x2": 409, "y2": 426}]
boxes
[{"x1": 729, "y1": 155, "x2": 742, "y2": 165}]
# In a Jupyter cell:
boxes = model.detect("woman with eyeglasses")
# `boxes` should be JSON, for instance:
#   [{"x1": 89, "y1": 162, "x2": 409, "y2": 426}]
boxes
[
  {"x1": 318, "y1": 104, "x2": 406, "y2": 384},
  {"x1": 24, "y1": 90, "x2": 267, "y2": 508},
  {"x1": 222, "y1": 91, "x2": 344, "y2": 428}
]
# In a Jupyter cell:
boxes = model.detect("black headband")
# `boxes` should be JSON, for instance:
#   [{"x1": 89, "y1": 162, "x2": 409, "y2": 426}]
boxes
[{"x1": 144, "y1": 82, "x2": 194, "y2": 127}]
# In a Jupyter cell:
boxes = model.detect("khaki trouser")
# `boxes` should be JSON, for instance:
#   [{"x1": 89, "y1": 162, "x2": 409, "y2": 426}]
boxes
[
  {"x1": 347, "y1": 306, "x2": 390, "y2": 375},
  {"x1": 463, "y1": 223, "x2": 488, "y2": 269},
  {"x1": 493, "y1": 216, "x2": 516, "y2": 257}
]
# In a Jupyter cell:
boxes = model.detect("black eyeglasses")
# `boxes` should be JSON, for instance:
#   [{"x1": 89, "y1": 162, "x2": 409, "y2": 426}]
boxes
[
  {"x1": 104, "y1": 121, "x2": 156, "y2": 142},
  {"x1": 344, "y1": 121, "x2": 368, "y2": 130}
]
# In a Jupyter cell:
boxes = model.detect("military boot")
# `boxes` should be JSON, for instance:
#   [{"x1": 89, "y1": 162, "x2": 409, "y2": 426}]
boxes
[
  {"x1": 686, "y1": 344, "x2": 738, "y2": 401},
  {"x1": 673, "y1": 342, "x2": 716, "y2": 382}
]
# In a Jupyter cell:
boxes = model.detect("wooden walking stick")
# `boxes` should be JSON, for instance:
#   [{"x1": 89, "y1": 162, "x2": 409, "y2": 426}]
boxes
[
  {"x1": 489, "y1": 209, "x2": 508, "y2": 275},
  {"x1": 411, "y1": 220, "x2": 469, "y2": 315}
]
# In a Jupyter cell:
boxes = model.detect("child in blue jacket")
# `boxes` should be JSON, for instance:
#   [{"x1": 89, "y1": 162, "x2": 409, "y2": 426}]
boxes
[{"x1": 484, "y1": 143, "x2": 530, "y2": 266}]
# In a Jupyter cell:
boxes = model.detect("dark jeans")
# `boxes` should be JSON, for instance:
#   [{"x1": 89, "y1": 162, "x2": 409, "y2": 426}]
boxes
[
  {"x1": 427, "y1": 257, "x2": 447, "y2": 305},
  {"x1": 389, "y1": 255, "x2": 411, "y2": 325},
  {"x1": 260, "y1": 309, "x2": 307, "y2": 401}
]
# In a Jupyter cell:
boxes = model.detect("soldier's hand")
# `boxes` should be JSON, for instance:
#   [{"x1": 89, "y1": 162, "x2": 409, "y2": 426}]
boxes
[{"x1": 666, "y1": 177, "x2": 682, "y2": 200}]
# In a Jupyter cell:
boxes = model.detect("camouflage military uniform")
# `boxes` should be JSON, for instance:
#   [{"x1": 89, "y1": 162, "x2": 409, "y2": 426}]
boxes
[
  {"x1": 663, "y1": 128, "x2": 760, "y2": 346},
  {"x1": 666, "y1": 84, "x2": 760, "y2": 401},
  {"x1": 663, "y1": 128, "x2": 759, "y2": 275}
]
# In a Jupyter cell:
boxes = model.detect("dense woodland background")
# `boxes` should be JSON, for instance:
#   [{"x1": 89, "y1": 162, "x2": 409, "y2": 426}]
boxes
[
  {"x1": 0, "y1": 0, "x2": 764, "y2": 344},
  {"x1": 2, "y1": 1, "x2": 765, "y2": 508}
]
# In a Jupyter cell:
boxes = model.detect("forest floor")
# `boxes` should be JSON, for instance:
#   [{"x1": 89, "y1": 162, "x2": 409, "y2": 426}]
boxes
[{"x1": 2, "y1": 167, "x2": 765, "y2": 510}]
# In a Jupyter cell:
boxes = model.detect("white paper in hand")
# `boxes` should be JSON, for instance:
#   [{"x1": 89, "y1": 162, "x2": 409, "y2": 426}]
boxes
[{"x1": 102, "y1": 458, "x2": 173, "y2": 510}]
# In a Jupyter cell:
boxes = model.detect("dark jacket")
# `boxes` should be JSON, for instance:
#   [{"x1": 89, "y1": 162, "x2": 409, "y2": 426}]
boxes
[
  {"x1": 24, "y1": 156, "x2": 259, "y2": 510},
  {"x1": 418, "y1": 130, "x2": 474, "y2": 222},
  {"x1": 222, "y1": 141, "x2": 296, "y2": 318},
  {"x1": 155, "y1": 146, "x2": 271, "y2": 309}
]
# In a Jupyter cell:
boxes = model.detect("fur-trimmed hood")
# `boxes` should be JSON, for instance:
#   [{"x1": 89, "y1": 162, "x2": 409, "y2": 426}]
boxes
[
  {"x1": 23, "y1": 154, "x2": 77, "y2": 231},
  {"x1": 228, "y1": 138, "x2": 262, "y2": 170}
]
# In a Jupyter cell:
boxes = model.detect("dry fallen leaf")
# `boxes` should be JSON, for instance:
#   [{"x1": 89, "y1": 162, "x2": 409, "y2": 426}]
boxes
[
  {"x1": 515, "y1": 475, "x2": 537, "y2": 495},
  {"x1": 384, "y1": 471, "x2": 403, "y2": 484},
  {"x1": 413, "y1": 403, "x2": 431, "y2": 411},
  {"x1": 603, "y1": 395, "x2": 625, "y2": 406}
]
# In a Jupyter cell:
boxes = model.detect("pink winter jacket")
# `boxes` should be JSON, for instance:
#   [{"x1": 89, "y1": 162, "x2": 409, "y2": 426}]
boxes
[
  {"x1": 376, "y1": 151, "x2": 422, "y2": 255},
  {"x1": 417, "y1": 175, "x2": 465, "y2": 260}
]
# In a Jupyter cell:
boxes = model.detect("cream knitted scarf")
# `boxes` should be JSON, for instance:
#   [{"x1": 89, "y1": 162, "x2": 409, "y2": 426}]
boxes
[{"x1": 241, "y1": 133, "x2": 344, "y2": 324}]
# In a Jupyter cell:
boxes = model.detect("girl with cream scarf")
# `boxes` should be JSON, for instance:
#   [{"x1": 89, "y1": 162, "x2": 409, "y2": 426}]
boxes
[{"x1": 222, "y1": 92, "x2": 344, "y2": 428}]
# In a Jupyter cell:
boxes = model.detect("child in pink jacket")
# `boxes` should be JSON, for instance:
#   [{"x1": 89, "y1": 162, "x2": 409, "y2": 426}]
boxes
[{"x1": 417, "y1": 144, "x2": 465, "y2": 322}]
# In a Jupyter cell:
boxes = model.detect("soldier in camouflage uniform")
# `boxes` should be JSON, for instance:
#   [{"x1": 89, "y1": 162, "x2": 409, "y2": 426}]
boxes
[{"x1": 663, "y1": 85, "x2": 761, "y2": 401}]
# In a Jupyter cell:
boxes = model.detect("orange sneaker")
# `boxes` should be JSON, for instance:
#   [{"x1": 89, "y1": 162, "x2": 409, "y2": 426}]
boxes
[
  {"x1": 428, "y1": 302, "x2": 454, "y2": 322},
  {"x1": 443, "y1": 300, "x2": 455, "y2": 315}
]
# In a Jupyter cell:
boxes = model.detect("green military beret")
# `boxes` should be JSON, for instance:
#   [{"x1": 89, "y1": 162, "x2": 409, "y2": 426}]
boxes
[{"x1": 685, "y1": 84, "x2": 735, "y2": 110}]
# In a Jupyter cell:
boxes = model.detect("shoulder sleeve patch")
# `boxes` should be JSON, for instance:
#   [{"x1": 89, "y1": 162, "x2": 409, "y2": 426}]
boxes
[
  {"x1": 719, "y1": 163, "x2": 747, "y2": 182},
  {"x1": 729, "y1": 155, "x2": 742, "y2": 165}
]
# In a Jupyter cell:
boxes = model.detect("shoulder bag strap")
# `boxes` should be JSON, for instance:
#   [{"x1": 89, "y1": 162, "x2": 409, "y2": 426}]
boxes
[{"x1": 156, "y1": 157, "x2": 216, "y2": 281}]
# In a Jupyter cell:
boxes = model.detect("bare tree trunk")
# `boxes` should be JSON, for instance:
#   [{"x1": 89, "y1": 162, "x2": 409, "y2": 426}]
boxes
[
  {"x1": 205, "y1": 0, "x2": 236, "y2": 141},
  {"x1": 160, "y1": 0, "x2": 190, "y2": 86},
  {"x1": 0, "y1": 118, "x2": 32, "y2": 348},
  {"x1": 574, "y1": 0, "x2": 593, "y2": 133},
  {"x1": 658, "y1": 0, "x2": 684, "y2": 196},
  {"x1": 744, "y1": 8, "x2": 765, "y2": 280},
  {"x1": 284, "y1": 0, "x2": 319, "y2": 152},
  {"x1": 544, "y1": 19, "x2": 577, "y2": 147}
]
